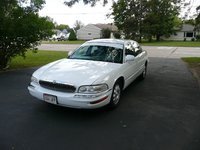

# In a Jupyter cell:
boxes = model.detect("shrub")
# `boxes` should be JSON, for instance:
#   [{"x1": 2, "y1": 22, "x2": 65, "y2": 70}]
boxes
[
  {"x1": 0, "y1": 1, "x2": 54, "y2": 70},
  {"x1": 101, "y1": 28, "x2": 111, "y2": 38},
  {"x1": 68, "y1": 29, "x2": 77, "y2": 41},
  {"x1": 113, "y1": 32, "x2": 121, "y2": 39},
  {"x1": 196, "y1": 35, "x2": 200, "y2": 41}
]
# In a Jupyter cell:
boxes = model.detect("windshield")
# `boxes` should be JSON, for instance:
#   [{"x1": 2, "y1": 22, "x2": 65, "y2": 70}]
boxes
[{"x1": 69, "y1": 45, "x2": 123, "y2": 63}]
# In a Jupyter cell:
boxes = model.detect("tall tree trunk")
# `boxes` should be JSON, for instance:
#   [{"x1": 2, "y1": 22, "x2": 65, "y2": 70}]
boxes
[
  {"x1": 0, "y1": 57, "x2": 9, "y2": 70},
  {"x1": 148, "y1": 35, "x2": 152, "y2": 42},
  {"x1": 156, "y1": 35, "x2": 160, "y2": 41}
]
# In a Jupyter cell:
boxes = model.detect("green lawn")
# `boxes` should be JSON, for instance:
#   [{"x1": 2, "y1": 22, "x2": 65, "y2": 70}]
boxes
[
  {"x1": 182, "y1": 57, "x2": 200, "y2": 84},
  {"x1": 9, "y1": 50, "x2": 67, "y2": 70},
  {"x1": 42, "y1": 40, "x2": 85, "y2": 44},
  {"x1": 141, "y1": 41, "x2": 200, "y2": 47},
  {"x1": 182, "y1": 57, "x2": 200, "y2": 64}
]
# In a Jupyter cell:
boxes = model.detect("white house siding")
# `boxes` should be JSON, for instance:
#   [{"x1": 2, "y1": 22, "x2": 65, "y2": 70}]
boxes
[
  {"x1": 163, "y1": 32, "x2": 185, "y2": 41},
  {"x1": 163, "y1": 31, "x2": 196, "y2": 41},
  {"x1": 162, "y1": 24, "x2": 196, "y2": 41},
  {"x1": 77, "y1": 24, "x2": 101, "y2": 40}
]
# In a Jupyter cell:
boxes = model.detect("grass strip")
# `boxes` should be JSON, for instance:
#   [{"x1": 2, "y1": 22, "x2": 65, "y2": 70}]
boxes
[
  {"x1": 182, "y1": 57, "x2": 200, "y2": 86},
  {"x1": 182, "y1": 57, "x2": 200, "y2": 63},
  {"x1": 42, "y1": 40, "x2": 85, "y2": 44},
  {"x1": 9, "y1": 50, "x2": 67, "y2": 70},
  {"x1": 141, "y1": 41, "x2": 200, "y2": 47}
]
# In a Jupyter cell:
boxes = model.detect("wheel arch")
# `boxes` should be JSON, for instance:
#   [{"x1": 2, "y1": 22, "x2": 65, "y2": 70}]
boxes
[
  {"x1": 115, "y1": 76, "x2": 125, "y2": 90},
  {"x1": 145, "y1": 60, "x2": 148, "y2": 66}
]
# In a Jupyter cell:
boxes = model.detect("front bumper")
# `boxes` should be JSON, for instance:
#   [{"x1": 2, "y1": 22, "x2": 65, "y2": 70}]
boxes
[{"x1": 28, "y1": 83, "x2": 112, "y2": 109}]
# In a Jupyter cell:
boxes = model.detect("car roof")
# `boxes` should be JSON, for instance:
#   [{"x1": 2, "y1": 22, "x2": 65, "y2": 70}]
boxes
[
  {"x1": 81, "y1": 39, "x2": 139, "y2": 49},
  {"x1": 86, "y1": 39, "x2": 125, "y2": 45},
  {"x1": 86, "y1": 39, "x2": 138, "y2": 45}
]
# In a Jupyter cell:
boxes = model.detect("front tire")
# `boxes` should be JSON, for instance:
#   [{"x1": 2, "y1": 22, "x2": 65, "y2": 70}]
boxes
[{"x1": 109, "y1": 81, "x2": 122, "y2": 108}]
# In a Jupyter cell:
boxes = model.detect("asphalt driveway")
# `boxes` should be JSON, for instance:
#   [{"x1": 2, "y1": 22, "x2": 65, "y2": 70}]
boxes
[{"x1": 0, "y1": 57, "x2": 200, "y2": 150}]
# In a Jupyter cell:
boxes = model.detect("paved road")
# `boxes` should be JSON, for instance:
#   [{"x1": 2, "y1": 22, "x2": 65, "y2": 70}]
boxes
[
  {"x1": 38, "y1": 44, "x2": 80, "y2": 51},
  {"x1": 0, "y1": 57, "x2": 200, "y2": 150},
  {"x1": 145, "y1": 46, "x2": 200, "y2": 58},
  {"x1": 38, "y1": 44, "x2": 200, "y2": 58}
]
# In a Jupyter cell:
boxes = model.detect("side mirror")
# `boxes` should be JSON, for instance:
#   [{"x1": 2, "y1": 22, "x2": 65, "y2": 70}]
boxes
[
  {"x1": 135, "y1": 47, "x2": 140, "y2": 52},
  {"x1": 125, "y1": 55, "x2": 135, "y2": 62}
]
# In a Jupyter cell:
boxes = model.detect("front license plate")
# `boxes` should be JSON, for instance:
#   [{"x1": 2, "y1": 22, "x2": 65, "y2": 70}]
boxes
[{"x1": 43, "y1": 94, "x2": 57, "y2": 104}]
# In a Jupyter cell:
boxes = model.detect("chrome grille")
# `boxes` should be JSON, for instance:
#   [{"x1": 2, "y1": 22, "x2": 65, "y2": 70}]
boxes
[{"x1": 39, "y1": 80, "x2": 76, "y2": 93}]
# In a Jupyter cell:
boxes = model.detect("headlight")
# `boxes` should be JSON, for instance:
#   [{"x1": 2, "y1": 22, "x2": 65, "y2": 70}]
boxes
[
  {"x1": 78, "y1": 84, "x2": 109, "y2": 94},
  {"x1": 31, "y1": 76, "x2": 39, "y2": 85}
]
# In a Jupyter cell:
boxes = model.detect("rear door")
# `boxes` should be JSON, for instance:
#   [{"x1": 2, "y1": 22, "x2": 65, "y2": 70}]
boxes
[
  {"x1": 132, "y1": 41, "x2": 146, "y2": 73},
  {"x1": 123, "y1": 42, "x2": 138, "y2": 86}
]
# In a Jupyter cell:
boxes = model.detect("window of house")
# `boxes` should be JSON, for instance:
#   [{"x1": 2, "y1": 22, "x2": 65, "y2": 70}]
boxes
[
  {"x1": 186, "y1": 32, "x2": 193, "y2": 37},
  {"x1": 88, "y1": 33, "x2": 91, "y2": 35}
]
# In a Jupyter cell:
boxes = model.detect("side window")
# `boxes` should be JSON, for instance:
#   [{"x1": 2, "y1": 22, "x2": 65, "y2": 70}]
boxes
[
  {"x1": 90, "y1": 46, "x2": 106, "y2": 57},
  {"x1": 90, "y1": 46, "x2": 98, "y2": 55},
  {"x1": 72, "y1": 46, "x2": 94, "y2": 57},
  {"x1": 77, "y1": 46, "x2": 89, "y2": 55},
  {"x1": 125, "y1": 42, "x2": 136, "y2": 56},
  {"x1": 132, "y1": 42, "x2": 142, "y2": 56}
]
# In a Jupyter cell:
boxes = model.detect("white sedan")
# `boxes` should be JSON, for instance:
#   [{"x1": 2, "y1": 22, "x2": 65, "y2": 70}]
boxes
[{"x1": 28, "y1": 39, "x2": 148, "y2": 109}]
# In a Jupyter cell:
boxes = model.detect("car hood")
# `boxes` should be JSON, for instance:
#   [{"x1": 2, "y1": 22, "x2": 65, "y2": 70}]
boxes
[{"x1": 35, "y1": 59, "x2": 121, "y2": 87}]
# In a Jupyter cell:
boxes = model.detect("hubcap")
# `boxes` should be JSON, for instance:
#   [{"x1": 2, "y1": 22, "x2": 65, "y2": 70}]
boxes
[{"x1": 112, "y1": 84, "x2": 121, "y2": 105}]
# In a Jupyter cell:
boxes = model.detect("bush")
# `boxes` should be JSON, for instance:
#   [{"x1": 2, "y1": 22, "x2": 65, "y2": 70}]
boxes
[
  {"x1": 191, "y1": 38, "x2": 195, "y2": 41},
  {"x1": 0, "y1": 1, "x2": 54, "y2": 70},
  {"x1": 196, "y1": 35, "x2": 200, "y2": 41},
  {"x1": 68, "y1": 29, "x2": 77, "y2": 41},
  {"x1": 101, "y1": 28, "x2": 111, "y2": 38},
  {"x1": 113, "y1": 32, "x2": 121, "y2": 39}
]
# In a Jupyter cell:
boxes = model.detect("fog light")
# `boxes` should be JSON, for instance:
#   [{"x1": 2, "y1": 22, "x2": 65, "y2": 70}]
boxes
[{"x1": 74, "y1": 95, "x2": 98, "y2": 99}]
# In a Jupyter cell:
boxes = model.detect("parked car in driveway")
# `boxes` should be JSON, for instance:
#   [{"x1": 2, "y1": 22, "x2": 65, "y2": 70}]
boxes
[{"x1": 28, "y1": 39, "x2": 148, "y2": 109}]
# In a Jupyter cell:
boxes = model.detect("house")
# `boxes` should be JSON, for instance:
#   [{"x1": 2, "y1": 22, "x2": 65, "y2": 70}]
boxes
[
  {"x1": 163, "y1": 24, "x2": 196, "y2": 41},
  {"x1": 77, "y1": 23, "x2": 118, "y2": 40},
  {"x1": 49, "y1": 29, "x2": 69, "y2": 41}
]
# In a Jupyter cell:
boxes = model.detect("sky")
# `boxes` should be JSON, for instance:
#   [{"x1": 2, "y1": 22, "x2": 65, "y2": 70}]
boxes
[
  {"x1": 39, "y1": 0, "x2": 200, "y2": 28},
  {"x1": 39, "y1": 0, "x2": 114, "y2": 28}
]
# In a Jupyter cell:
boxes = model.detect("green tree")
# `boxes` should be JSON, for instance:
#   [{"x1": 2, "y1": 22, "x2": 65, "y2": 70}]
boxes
[
  {"x1": 113, "y1": 32, "x2": 121, "y2": 39},
  {"x1": 112, "y1": 0, "x2": 147, "y2": 41},
  {"x1": 73, "y1": 20, "x2": 84, "y2": 32},
  {"x1": 144, "y1": 0, "x2": 181, "y2": 41},
  {"x1": 184, "y1": 19, "x2": 195, "y2": 25},
  {"x1": 112, "y1": 0, "x2": 183, "y2": 41},
  {"x1": 173, "y1": 17, "x2": 182, "y2": 28},
  {"x1": 68, "y1": 29, "x2": 77, "y2": 41},
  {"x1": 56, "y1": 24, "x2": 70, "y2": 31},
  {"x1": 195, "y1": 6, "x2": 200, "y2": 33},
  {"x1": 64, "y1": 0, "x2": 108, "y2": 6},
  {"x1": 0, "y1": 0, "x2": 54, "y2": 69}
]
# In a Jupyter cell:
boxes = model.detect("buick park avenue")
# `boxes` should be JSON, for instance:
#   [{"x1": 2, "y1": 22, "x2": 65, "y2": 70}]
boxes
[{"x1": 28, "y1": 39, "x2": 148, "y2": 109}]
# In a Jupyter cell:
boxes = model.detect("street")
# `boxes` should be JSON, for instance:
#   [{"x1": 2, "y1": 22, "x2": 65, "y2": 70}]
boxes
[{"x1": 38, "y1": 44, "x2": 200, "y2": 58}]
